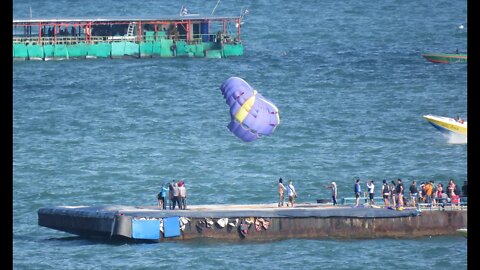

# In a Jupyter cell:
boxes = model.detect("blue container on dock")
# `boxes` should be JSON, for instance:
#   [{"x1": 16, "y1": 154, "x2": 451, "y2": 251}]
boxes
[
  {"x1": 132, "y1": 218, "x2": 160, "y2": 240},
  {"x1": 163, "y1": 216, "x2": 181, "y2": 238}
]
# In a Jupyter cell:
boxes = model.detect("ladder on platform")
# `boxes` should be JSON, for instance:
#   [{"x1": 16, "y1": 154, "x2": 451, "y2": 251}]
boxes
[{"x1": 126, "y1": 22, "x2": 135, "y2": 36}]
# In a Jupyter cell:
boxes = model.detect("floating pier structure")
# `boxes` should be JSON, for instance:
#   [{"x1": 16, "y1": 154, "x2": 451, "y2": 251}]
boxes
[
  {"x1": 13, "y1": 15, "x2": 244, "y2": 61},
  {"x1": 38, "y1": 203, "x2": 467, "y2": 242}
]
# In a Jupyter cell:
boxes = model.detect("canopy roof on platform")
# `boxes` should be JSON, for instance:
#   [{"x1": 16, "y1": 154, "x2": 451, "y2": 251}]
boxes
[{"x1": 13, "y1": 15, "x2": 240, "y2": 25}]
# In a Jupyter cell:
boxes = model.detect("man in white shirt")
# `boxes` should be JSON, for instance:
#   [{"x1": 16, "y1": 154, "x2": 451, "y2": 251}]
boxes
[
  {"x1": 286, "y1": 180, "x2": 297, "y2": 207},
  {"x1": 178, "y1": 181, "x2": 187, "y2": 210},
  {"x1": 367, "y1": 180, "x2": 375, "y2": 205}
]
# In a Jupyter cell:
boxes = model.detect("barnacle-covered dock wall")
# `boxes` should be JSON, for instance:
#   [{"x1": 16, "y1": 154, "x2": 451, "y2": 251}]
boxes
[{"x1": 37, "y1": 204, "x2": 467, "y2": 242}]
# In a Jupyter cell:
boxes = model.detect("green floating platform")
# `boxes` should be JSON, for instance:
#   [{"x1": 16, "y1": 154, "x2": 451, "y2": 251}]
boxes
[
  {"x1": 13, "y1": 41, "x2": 244, "y2": 61},
  {"x1": 206, "y1": 49, "x2": 222, "y2": 58},
  {"x1": 27, "y1": 44, "x2": 44, "y2": 60}
]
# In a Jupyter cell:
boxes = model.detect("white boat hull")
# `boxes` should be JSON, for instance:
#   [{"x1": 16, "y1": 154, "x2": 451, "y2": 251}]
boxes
[{"x1": 423, "y1": 114, "x2": 467, "y2": 136}]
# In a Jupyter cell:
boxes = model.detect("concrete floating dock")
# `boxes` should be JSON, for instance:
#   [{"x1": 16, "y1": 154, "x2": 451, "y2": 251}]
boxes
[{"x1": 37, "y1": 203, "x2": 467, "y2": 242}]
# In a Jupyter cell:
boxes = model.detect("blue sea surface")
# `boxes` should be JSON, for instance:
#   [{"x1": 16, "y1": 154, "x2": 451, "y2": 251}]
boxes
[{"x1": 13, "y1": 0, "x2": 467, "y2": 269}]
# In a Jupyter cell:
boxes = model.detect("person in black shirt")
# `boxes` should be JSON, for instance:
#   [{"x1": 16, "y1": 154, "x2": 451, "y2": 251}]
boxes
[
  {"x1": 382, "y1": 179, "x2": 390, "y2": 207},
  {"x1": 396, "y1": 179, "x2": 404, "y2": 208},
  {"x1": 409, "y1": 181, "x2": 419, "y2": 208}
]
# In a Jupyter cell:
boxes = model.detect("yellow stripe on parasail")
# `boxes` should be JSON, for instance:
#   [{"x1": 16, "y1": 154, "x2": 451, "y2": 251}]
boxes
[{"x1": 235, "y1": 90, "x2": 257, "y2": 123}]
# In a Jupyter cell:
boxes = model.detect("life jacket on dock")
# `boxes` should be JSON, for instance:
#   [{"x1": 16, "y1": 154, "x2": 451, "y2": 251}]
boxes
[{"x1": 451, "y1": 195, "x2": 460, "y2": 204}]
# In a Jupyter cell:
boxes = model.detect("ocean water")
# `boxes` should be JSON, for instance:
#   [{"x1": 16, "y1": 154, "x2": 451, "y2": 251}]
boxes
[{"x1": 13, "y1": 0, "x2": 468, "y2": 269}]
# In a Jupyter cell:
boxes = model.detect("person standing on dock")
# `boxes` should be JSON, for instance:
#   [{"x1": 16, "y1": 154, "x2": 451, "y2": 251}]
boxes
[
  {"x1": 286, "y1": 180, "x2": 297, "y2": 207},
  {"x1": 396, "y1": 179, "x2": 404, "y2": 208},
  {"x1": 435, "y1": 183, "x2": 447, "y2": 208},
  {"x1": 168, "y1": 182, "x2": 175, "y2": 209},
  {"x1": 278, "y1": 178, "x2": 286, "y2": 207},
  {"x1": 418, "y1": 182, "x2": 425, "y2": 203},
  {"x1": 382, "y1": 179, "x2": 390, "y2": 207},
  {"x1": 172, "y1": 180, "x2": 181, "y2": 210},
  {"x1": 430, "y1": 180, "x2": 437, "y2": 206},
  {"x1": 328, "y1": 182, "x2": 338, "y2": 205},
  {"x1": 158, "y1": 183, "x2": 169, "y2": 209},
  {"x1": 354, "y1": 179, "x2": 361, "y2": 207},
  {"x1": 389, "y1": 180, "x2": 396, "y2": 207},
  {"x1": 424, "y1": 181, "x2": 433, "y2": 205},
  {"x1": 161, "y1": 183, "x2": 169, "y2": 209},
  {"x1": 367, "y1": 180, "x2": 375, "y2": 205},
  {"x1": 446, "y1": 179, "x2": 456, "y2": 199},
  {"x1": 157, "y1": 188, "x2": 163, "y2": 208},
  {"x1": 178, "y1": 181, "x2": 187, "y2": 210},
  {"x1": 409, "y1": 181, "x2": 418, "y2": 208}
]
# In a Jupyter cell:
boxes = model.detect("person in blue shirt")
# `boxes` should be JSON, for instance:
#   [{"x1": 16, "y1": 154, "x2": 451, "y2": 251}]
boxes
[
  {"x1": 354, "y1": 179, "x2": 361, "y2": 207},
  {"x1": 157, "y1": 183, "x2": 169, "y2": 209}
]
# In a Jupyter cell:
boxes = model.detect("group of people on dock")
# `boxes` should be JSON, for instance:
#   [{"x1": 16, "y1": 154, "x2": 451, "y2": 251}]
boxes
[
  {"x1": 417, "y1": 179, "x2": 467, "y2": 207},
  {"x1": 278, "y1": 178, "x2": 297, "y2": 207},
  {"x1": 352, "y1": 178, "x2": 467, "y2": 209},
  {"x1": 156, "y1": 177, "x2": 466, "y2": 210},
  {"x1": 288, "y1": 177, "x2": 467, "y2": 209},
  {"x1": 157, "y1": 180, "x2": 187, "y2": 210}
]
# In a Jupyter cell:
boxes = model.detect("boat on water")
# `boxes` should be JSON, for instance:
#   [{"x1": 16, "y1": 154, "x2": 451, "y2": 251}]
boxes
[
  {"x1": 13, "y1": 13, "x2": 244, "y2": 60},
  {"x1": 456, "y1": 228, "x2": 467, "y2": 237},
  {"x1": 423, "y1": 114, "x2": 467, "y2": 137},
  {"x1": 421, "y1": 53, "x2": 467, "y2": 63}
]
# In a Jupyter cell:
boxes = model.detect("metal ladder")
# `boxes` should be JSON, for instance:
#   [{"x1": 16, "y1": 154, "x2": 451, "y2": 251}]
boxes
[{"x1": 126, "y1": 22, "x2": 135, "y2": 36}]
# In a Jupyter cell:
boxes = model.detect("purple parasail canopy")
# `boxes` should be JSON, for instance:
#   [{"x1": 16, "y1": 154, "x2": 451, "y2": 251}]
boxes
[{"x1": 220, "y1": 77, "x2": 280, "y2": 142}]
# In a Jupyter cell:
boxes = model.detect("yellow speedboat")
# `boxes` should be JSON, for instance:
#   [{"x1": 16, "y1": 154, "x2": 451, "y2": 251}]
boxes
[{"x1": 423, "y1": 114, "x2": 467, "y2": 136}]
